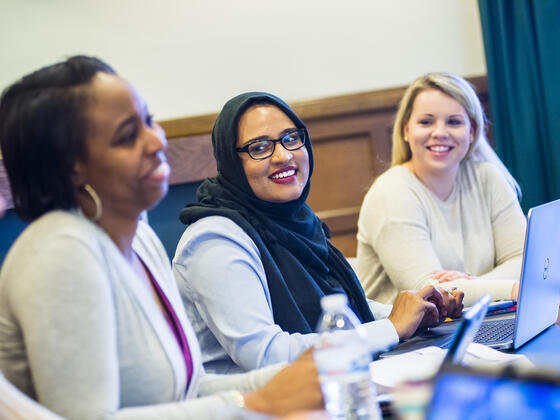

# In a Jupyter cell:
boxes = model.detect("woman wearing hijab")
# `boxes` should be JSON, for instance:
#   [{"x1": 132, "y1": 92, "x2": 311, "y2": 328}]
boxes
[
  {"x1": 173, "y1": 92, "x2": 463, "y2": 374},
  {"x1": 0, "y1": 57, "x2": 323, "y2": 420}
]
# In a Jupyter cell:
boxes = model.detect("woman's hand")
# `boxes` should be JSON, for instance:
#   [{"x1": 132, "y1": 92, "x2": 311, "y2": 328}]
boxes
[
  {"x1": 388, "y1": 285, "x2": 444, "y2": 340},
  {"x1": 243, "y1": 348, "x2": 324, "y2": 416},
  {"x1": 439, "y1": 288, "x2": 464, "y2": 319},
  {"x1": 511, "y1": 281, "x2": 520, "y2": 300},
  {"x1": 433, "y1": 270, "x2": 473, "y2": 283}
]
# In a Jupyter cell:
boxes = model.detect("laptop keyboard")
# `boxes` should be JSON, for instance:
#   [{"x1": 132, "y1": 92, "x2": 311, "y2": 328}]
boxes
[{"x1": 474, "y1": 318, "x2": 516, "y2": 344}]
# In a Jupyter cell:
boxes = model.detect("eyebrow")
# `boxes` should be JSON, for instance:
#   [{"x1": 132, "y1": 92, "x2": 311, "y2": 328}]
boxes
[
  {"x1": 112, "y1": 100, "x2": 148, "y2": 134},
  {"x1": 110, "y1": 114, "x2": 137, "y2": 142},
  {"x1": 415, "y1": 113, "x2": 465, "y2": 118},
  {"x1": 116, "y1": 114, "x2": 137, "y2": 131},
  {"x1": 241, "y1": 127, "x2": 298, "y2": 146}
]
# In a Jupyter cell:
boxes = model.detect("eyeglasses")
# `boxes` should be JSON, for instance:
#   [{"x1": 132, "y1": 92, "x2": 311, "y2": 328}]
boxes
[{"x1": 236, "y1": 128, "x2": 307, "y2": 160}]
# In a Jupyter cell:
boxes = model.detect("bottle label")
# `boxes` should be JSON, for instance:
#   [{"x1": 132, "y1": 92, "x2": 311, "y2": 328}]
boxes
[{"x1": 314, "y1": 343, "x2": 371, "y2": 376}]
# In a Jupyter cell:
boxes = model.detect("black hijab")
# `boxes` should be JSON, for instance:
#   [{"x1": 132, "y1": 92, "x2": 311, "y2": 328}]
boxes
[{"x1": 179, "y1": 92, "x2": 373, "y2": 333}]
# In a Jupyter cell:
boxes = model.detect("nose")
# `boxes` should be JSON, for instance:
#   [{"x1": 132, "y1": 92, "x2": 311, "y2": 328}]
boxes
[
  {"x1": 145, "y1": 123, "x2": 168, "y2": 154},
  {"x1": 432, "y1": 121, "x2": 448, "y2": 138},
  {"x1": 270, "y1": 142, "x2": 293, "y2": 163}
]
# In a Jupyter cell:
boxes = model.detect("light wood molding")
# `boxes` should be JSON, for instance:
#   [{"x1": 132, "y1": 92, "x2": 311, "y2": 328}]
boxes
[{"x1": 159, "y1": 76, "x2": 487, "y2": 139}]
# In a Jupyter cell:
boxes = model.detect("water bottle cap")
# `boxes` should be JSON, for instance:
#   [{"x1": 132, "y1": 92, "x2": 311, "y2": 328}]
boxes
[{"x1": 320, "y1": 294, "x2": 348, "y2": 311}]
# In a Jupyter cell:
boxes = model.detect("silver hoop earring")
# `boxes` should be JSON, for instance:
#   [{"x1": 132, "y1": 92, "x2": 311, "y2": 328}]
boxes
[{"x1": 82, "y1": 184, "x2": 102, "y2": 221}]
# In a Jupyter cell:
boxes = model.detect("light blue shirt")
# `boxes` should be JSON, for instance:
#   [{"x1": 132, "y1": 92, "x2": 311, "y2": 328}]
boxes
[{"x1": 173, "y1": 216, "x2": 399, "y2": 374}]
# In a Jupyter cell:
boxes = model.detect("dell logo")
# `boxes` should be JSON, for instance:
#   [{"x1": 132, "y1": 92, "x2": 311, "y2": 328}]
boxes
[{"x1": 543, "y1": 257, "x2": 550, "y2": 280}]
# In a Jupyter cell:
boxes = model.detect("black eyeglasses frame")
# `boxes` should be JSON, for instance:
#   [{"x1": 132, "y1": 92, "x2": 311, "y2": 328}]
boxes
[{"x1": 235, "y1": 128, "x2": 307, "y2": 160}]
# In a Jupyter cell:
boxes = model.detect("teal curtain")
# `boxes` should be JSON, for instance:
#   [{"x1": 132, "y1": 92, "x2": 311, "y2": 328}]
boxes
[{"x1": 478, "y1": 0, "x2": 560, "y2": 211}]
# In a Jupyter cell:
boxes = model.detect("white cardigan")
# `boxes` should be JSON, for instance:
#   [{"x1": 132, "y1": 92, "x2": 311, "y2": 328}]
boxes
[{"x1": 0, "y1": 211, "x2": 280, "y2": 420}]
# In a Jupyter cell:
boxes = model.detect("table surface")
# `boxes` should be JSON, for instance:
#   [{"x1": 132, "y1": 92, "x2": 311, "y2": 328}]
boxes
[
  {"x1": 378, "y1": 313, "x2": 560, "y2": 420},
  {"x1": 380, "y1": 311, "x2": 560, "y2": 372}
]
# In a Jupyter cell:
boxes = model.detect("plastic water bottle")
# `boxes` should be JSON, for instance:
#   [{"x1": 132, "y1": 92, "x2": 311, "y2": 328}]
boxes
[{"x1": 313, "y1": 294, "x2": 381, "y2": 420}]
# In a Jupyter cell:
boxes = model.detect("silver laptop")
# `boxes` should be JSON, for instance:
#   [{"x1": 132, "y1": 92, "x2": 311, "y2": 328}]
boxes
[{"x1": 474, "y1": 199, "x2": 560, "y2": 349}]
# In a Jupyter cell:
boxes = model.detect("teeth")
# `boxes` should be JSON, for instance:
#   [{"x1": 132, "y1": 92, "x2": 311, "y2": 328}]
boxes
[
  {"x1": 153, "y1": 162, "x2": 170, "y2": 177},
  {"x1": 428, "y1": 146, "x2": 451, "y2": 152},
  {"x1": 271, "y1": 169, "x2": 295, "y2": 179}
]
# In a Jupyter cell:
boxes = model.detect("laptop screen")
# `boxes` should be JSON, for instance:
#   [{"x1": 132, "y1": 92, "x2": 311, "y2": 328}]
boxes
[
  {"x1": 426, "y1": 368, "x2": 560, "y2": 420},
  {"x1": 514, "y1": 199, "x2": 560, "y2": 348}
]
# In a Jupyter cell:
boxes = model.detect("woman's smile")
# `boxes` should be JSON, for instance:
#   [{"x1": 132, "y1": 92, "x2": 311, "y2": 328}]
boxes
[
  {"x1": 269, "y1": 166, "x2": 298, "y2": 184},
  {"x1": 426, "y1": 144, "x2": 454, "y2": 158},
  {"x1": 143, "y1": 159, "x2": 170, "y2": 185}
]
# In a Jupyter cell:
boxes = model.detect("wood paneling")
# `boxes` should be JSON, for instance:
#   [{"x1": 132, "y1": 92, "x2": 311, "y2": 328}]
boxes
[
  {"x1": 166, "y1": 134, "x2": 217, "y2": 185},
  {"x1": 0, "y1": 76, "x2": 489, "y2": 257}
]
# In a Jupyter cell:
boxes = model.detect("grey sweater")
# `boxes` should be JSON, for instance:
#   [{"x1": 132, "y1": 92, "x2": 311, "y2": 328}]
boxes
[
  {"x1": 0, "y1": 372, "x2": 65, "y2": 420},
  {"x1": 357, "y1": 161, "x2": 526, "y2": 306},
  {"x1": 0, "y1": 211, "x2": 280, "y2": 420}
]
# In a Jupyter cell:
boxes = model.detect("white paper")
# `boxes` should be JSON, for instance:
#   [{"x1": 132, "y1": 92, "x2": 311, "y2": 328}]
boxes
[
  {"x1": 369, "y1": 343, "x2": 532, "y2": 389},
  {"x1": 370, "y1": 346, "x2": 445, "y2": 388},
  {"x1": 462, "y1": 343, "x2": 533, "y2": 367}
]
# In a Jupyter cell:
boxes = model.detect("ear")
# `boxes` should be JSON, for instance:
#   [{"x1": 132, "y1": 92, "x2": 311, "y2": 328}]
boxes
[
  {"x1": 469, "y1": 124, "x2": 475, "y2": 144},
  {"x1": 403, "y1": 123, "x2": 410, "y2": 142},
  {"x1": 72, "y1": 160, "x2": 86, "y2": 188}
]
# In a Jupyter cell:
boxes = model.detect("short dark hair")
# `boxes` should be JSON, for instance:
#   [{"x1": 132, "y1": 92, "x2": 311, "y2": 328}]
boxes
[{"x1": 0, "y1": 56, "x2": 116, "y2": 222}]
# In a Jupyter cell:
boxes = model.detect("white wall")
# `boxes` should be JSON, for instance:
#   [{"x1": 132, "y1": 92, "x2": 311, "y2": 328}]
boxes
[{"x1": 0, "y1": 0, "x2": 486, "y2": 120}]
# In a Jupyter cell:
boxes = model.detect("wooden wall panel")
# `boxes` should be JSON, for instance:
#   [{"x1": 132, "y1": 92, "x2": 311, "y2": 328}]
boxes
[
  {"x1": 303, "y1": 109, "x2": 397, "y2": 256},
  {"x1": 332, "y1": 233, "x2": 361, "y2": 258},
  {"x1": 0, "y1": 76, "x2": 488, "y2": 257},
  {"x1": 166, "y1": 134, "x2": 216, "y2": 185},
  {"x1": 309, "y1": 133, "x2": 376, "y2": 211}
]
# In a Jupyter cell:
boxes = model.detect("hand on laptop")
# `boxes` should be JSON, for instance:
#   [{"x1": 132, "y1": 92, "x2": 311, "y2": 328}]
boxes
[
  {"x1": 439, "y1": 288, "x2": 464, "y2": 319},
  {"x1": 388, "y1": 285, "x2": 445, "y2": 340}
]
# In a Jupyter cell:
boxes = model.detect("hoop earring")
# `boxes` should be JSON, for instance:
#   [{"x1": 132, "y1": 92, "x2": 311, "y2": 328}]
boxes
[{"x1": 82, "y1": 184, "x2": 102, "y2": 221}]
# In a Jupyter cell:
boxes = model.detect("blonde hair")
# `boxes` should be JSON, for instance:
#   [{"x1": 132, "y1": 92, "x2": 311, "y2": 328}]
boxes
[{"x1": 391, "y1": 72, "x2": 520, "y2": 198}]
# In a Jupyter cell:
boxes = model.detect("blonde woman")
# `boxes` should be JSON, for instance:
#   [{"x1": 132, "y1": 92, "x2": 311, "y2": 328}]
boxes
[{"x1": 357, "y1": 72, "x2": 526, "y2": 306}]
